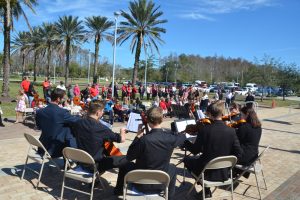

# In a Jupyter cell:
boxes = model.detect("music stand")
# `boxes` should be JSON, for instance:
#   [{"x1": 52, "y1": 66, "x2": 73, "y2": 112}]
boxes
[{"x1": 171, "y1": 104, "x2": 190, "y2": 119}]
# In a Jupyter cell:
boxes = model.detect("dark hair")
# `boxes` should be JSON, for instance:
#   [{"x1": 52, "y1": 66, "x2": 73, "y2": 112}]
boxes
[
  {"x1": 88, "y1": 100, "x2": 105, "y2": 115},
  {"x1": 230, "y1": 102, "x2": 241, "y2": 111},
  {"x1": 51, "y1": 88, "x2": 65, "y2": 101},
  {"x1": 146, "y1": 107, "x2": 163, "y2": 125},
  {"x1": 206, "y1": 100, "x2": 224, "y2": 118},
  {"x1": 241, "y1": 106, "x2": 261, "y2": 128}
]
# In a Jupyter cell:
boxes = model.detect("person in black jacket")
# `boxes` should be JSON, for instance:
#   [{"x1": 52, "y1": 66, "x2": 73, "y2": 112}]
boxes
[
  {"x1": 235, "y1": 106, "x2": 262, "y2": 166},
  {"x1": 72, "y1": 101, "x2": 128, "y2": 172},
  {"x1": 114, "y1": 107, "x2": 186, "y2": 198},
  {"x1": 36, "y1": 89, "x2": 79, "y2": 158},
  {"x1": 183, "y1": 100, "x2": 242, "y2": 198}
]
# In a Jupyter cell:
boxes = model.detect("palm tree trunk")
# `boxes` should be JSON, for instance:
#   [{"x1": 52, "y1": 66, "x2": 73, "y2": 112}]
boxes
[
  {"x1": 47, "y1": 45, "x2": 52, "y2": 78},
  {"x1": 33, "y1": 51, "x2": 37, "y2": 81},
  {"x1": 22, "y1": 51, "x2": 25, "y2": 75},
  {"x1": 2, "y1": 0, "x2": 11, "y2": 97},
  {"x1": 93, "y1": 34, "x2": 100, "y2": 83},
  {"x1": 65, "y1": 38, "x2": 71, "y2": 86},
  {"x1": 132, "y1": 33, "x2": 142, "y2": 86}
]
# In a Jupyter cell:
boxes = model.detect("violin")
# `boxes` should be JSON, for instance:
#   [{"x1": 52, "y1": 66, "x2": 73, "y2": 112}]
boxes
[
  {"x1": 227, "y1": 119, "x2": 246, "y2": 128},
  {"x1": 73, "y1": 96, "x2": 80, "y2": 105},
  {"x1": 140, "y1": 111, "x2": 150, "y2": 134},
  {"x1": 184, "y1": 118, "x2": 212, "y2": 135},
  {"x1": 222, "y1": 112, "x2": 239, "y2": 122}
]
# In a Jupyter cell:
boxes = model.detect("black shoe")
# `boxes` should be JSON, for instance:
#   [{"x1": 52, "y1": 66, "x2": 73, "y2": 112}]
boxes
[
  {"x1": 0, "y1": 123, "x2": 4, "y2": 127},
  {"x1": 113, "y1": 187, "x2": 123, "y2": 196},
  {"x1": 243, "y1": 172, "x2": 250, "y2": 179},
  {"x1": 195, "y1": 189, "x2": 212, "y2": 199}
]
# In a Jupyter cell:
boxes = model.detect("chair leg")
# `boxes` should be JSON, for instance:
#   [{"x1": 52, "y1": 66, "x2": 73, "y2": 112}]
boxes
[
  {"x1": 21, "y1": 156, "x2": 29, "y2": 180},
  {"x1": 261, "y1": 169, "x2": 267, "y2": 190},
  {"x1": 90, "y1": 175, "x2": 96, "y2": 200},
  {"x1": 254, "y1": 167, "x2": 262, "y2": 200},
  {"x1": 231, "y1": 170, "x2": 234, "y2": 200},
  {"x1": 183, "y1": 149, "x2": 187, "y2": 183},
  {"x1": 60, "y1": 173, "x2": 66, "y2": 200},
  {"x1": 36, "y1": 159, "x2": 45, "y2": 189},
  {"x1": 187, "y1": 181, "x2": 197, "y2": 195}
]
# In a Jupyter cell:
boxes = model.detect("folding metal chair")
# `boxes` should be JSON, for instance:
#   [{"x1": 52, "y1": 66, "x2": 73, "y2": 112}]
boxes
[
  {"x1": 232, "y1": 145, "x2": 270, "y2": 200},
  {"x1": 187, "y1": 156, "x2": 237, "y2": 200},
  {"x1": 123, "y1": 169, "x2": 170, "y2": 200},
  {"x1": 61, "y1": 147, "x2": 105, "y2": 200},
  {"x1": 21, "y1": 133, "x2": 61, "y2": 188}
]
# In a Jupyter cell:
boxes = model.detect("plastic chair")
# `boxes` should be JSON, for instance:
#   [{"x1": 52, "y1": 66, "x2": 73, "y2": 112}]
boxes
[
  {"x1": 123, "y1": 170, "x2": 170, "y2": 200},
  {"x1": 187, "y1": 156, "x2": 237, "y2": 200},
  {"x1": 232, "y1": 145, "x2": 270, "y2": 200},
  {"x1": 21, "y1": 133, "x2": 61, "y2": 188},
  {"x1": 61, "y1": 147, "x2": 105, "y2": 200}
]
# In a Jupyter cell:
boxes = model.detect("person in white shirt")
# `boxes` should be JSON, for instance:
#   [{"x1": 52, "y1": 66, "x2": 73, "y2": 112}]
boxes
[
  {"x1": 56, "y1": 81, "x2": 66, "y2": 91},
  {"x1": 225, "y1": 90, "x2": 233, "y2": 107}
]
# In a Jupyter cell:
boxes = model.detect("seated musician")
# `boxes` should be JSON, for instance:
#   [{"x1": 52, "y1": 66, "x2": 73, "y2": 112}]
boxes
[
  {"x1": 183, "y1": 101, "x2": 242, "y2": 198},
  {"x1": 72, "y1": 101, "x2": 128, "y2": 172},
  {"x1": 235, "y1": 106, "x2": 262, "y2": 166},
  {"x1": 104, "y1": 98, "x2": 114, "y2": 124},
  {"x1": 36, "y1": 89, "x2": 79, "y2": 158},
  {"x1": 114, "y1": 99, "x2": 126, "y2": 122},
  {"x1": 114, "y1": 107, "x2": 186, "y2": 198},
  {"x1": 225, "y1": 102, "x2": 241, "y2": 122}
]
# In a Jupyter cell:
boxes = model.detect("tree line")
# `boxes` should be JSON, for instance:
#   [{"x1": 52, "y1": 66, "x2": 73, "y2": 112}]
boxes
[{"x1": 1, "y1": 0, "x2": 167, "y2": 97}]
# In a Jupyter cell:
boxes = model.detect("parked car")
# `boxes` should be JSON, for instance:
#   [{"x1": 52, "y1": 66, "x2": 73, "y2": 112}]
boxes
[
  {"x1": 235, "y1": 88, "x2": 249, "y2": 96},
  {"x1": 245, "y1": 83, "x2": 258, "y2": 92}
]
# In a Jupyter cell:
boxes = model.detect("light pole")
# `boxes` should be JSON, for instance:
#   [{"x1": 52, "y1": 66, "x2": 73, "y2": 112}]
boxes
[
  {"x1": 174, "y1": 62, "x2": 178, "y2": 84},
  {"x1": 87, "y1": 50, "x2": 91, "y2": 84},
  {"x1": 112, "y1": 11, "x2": 120, "y2": 98},
  {"x1": 144, "y1": 43, "x2": 149, "y2": 87}
]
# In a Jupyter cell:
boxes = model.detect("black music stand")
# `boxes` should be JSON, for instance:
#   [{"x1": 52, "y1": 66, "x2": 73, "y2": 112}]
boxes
[{"x1": 171, "y1": 104, "x2": 190, "y2": 119}]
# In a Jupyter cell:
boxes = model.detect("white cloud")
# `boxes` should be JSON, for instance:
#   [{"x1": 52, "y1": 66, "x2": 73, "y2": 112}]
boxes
[{"x1": 177, "y1": 0, "x2": 277, "y2": 20}]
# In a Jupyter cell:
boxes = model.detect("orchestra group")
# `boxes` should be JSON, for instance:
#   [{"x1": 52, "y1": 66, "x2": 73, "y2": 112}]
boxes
[{"x1": 34, "y1": 85, "x2": 262, "y2": 199}]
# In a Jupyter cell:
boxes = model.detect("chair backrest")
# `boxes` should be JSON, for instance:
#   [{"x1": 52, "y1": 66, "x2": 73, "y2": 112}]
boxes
[
  {"x1": 124, "y1": 170, "x2": 170, "y2": 186},
  {"x1": 24, "y1": 133, "x2": 47, "y2": 152},
  {"x1": 204, "y1": 156, "x2": 237, "y2": 171},
  {"x1": 62, "y1": 147, "x2": 95, "y2": 165}
]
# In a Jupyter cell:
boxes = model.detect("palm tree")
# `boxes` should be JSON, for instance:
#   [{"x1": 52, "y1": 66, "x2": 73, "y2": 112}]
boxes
[
  {"x1": 27, "y1": 27, "x2": 43, "y2": 81},
  {"x1": 0, "y1": 0, "x2": 38, "y2": 97},
  {"x1": 118, "y1": 0, "x2": 167, "y2": 86},
  {"x1": 39, "y1": 22, "x2": 57, "y2": 78},
  {"x1": 11, "y1": 31, "x2": 30, "y2": 74},
  {"x1": 85, "y1": 16, "x2": 113, "y2": 83},
  {"x1": 55, "y1": 15, "x2": 86, "y2": 86}
]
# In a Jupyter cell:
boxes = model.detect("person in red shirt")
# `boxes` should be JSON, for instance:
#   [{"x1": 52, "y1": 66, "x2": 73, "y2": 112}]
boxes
[
  {"x1": 159, "y1": 97, "x2": 168, "y2": 117},
  {"x1": 132, "y1": 86, "x2": 137, "y2": 100},
  {"x1": 121, "y1": 84, "x2": 127, "y2": 100},
  {"x1": 21, "y1": 76, "x2": 30, "y2": 94},
  {"x1": 42, "y1": 77, "x2": 50, "y2": 99},
  {"x1": 89, "y1": 84, "x2": 99, "y2": 100},
  {"x1": 127, "y1": 85, "x2": 132, "y2": 100}
]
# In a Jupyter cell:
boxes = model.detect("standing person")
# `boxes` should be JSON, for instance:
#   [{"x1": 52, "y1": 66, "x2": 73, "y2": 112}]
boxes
[
  {"x1": 152, "y1": 84, "x2": 157, "y2": 100},
  {"x1": 183, "y1": 101, "x2": 242, "y2": 198},
  {"x1": 225, "y1": 90, "x2": 233, "y2": 107},
  {"x1": 21, "y1": 76, "x2": 30, "y2": 95},
  {"x1": 146, "y1": 84, "x2": 151, "y2": 100},
  {"x1": 36, "y1": 89, "x2": 79, "y2": 158},
  {"x1": 114, "y1": 84, "x2": 119, "y2": 99},
  {"x1": 114, "y1": 107, "x2": 186, "y2": 199},
  {"x1": 159, "y1": 97, "x2": 168, "y2": 117},
  {"x1": 72, "y1": 101, "x2": 128, "y2": 172},
  {"x1": 138, "y1": 85, "x2": 144, "y2": 100},
  {"x1": 214, "y1": 90, "x2": 219, "y2": 101},
  {"x1": 73, "y1": 84, "x2": 80, "y2": 97},
  {"x1": 67, "y1": 84, "x2": 74, "y2": 102},
  {"x1": 218, "y1": 89, "x2": 223, "y2": 101},
  {"x1": 81, "y1": 84, "x2": 91, "y2": 101},
  {"x1": 89, "y1": 84, "x2": 99, "y2": 100},
  {"x1": 121, "y1": 84, "x2": 127, "y2": 100},
  {"x1": 27, "y1": 82, "x2": 36, "y2": 108},
  {"x1": 245, "y1": 92, "x2": 255, "y2": 108},
  {"x1": 132, "y1": 85, "x2": 137, "y2": 100},
  {"x1": 127, "y1": 85, "x2": 132, "y2": 100},
  {"x1": 42, "y1": 77, "x2": 50, "y2": 100},
  {"x1": 15, "y1": 89, "x2": 28, "y2": 123}
]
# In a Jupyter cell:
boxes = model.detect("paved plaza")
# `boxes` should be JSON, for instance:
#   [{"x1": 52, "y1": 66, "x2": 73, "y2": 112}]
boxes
[{"x1": 0, "y1": 106, "x2": 299, "y2": 200}]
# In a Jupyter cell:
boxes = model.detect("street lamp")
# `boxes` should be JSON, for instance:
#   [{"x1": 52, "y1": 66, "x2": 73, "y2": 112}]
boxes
[
  {"x1": 112, "y1": 11, "x2": 121, "y2": 98},
  {"x1": 144, "y1": 43, "x2": 149, "y2": 87}
]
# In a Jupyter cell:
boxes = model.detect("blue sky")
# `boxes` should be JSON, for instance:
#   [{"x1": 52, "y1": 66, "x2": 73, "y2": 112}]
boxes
[{"x1": 1, "y1": 0, "x2": 300, "y2": 68}]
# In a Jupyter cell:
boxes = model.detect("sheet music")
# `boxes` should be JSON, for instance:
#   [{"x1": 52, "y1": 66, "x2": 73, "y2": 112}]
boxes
[
  {"x1": 175, "y1": 120, "x2": 187, "y2": 133},
  {"x1": 126, "y1": 113, "x2": 143, "y2": 133},
  {"x1": 186, "y1": 119, "x2": 196, "y2": 125}
]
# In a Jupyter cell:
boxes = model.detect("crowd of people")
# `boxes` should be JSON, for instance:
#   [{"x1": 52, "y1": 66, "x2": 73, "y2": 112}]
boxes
[{"x1": 30, "y1": 84, "x2": 261, "y2": 199}]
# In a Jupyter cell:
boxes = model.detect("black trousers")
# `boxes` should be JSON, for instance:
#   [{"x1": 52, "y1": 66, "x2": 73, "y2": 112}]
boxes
[
  {"x1": 115, "y1": 163, "x2": 177, "y2": 199},
  {"x1": 97, "y1": 155, "x2": 129, "y2": 172}
]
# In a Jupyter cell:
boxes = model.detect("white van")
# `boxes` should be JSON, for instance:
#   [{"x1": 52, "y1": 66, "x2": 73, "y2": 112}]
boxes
[{"x1": 245, "y1": 83, "x2": 258, "y2": 92}]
